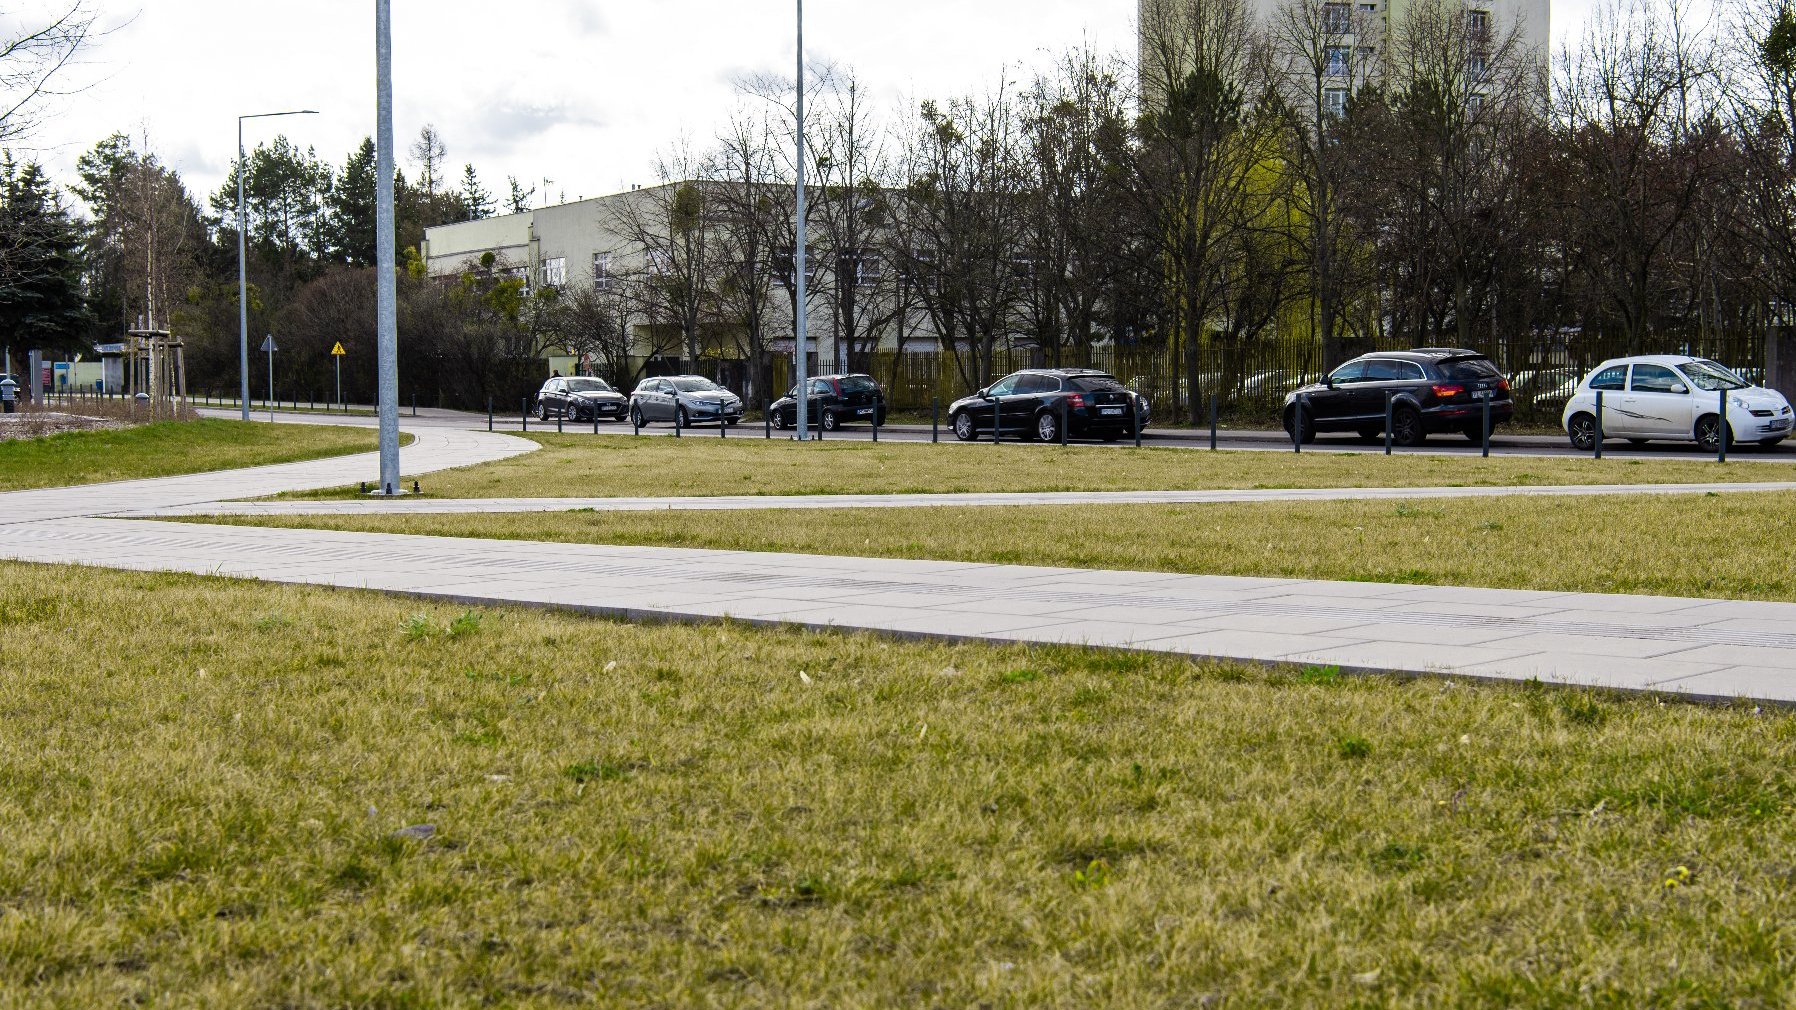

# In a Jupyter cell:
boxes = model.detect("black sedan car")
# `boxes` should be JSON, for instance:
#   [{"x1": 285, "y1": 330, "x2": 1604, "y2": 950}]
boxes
[
  {"x1": 949, "y1": 368, "x2": 1149, "y2": 442},
  {"x1": 769, "y1": 374, "x2": 888, "y2": 431},
  {"x1": 1283, "y1": 349, "x2": 1513, "y2": 446},
  {"x1": 628, "y1": 375, "x2": 745, "y2": 427},
  {"x1": 536, "y1": 376, "x2": 628, "y2": 422}
]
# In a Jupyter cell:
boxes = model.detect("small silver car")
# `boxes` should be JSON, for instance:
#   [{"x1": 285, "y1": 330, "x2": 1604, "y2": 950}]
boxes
[{"x1": 628, "y1": 375, "x2": 745, "y2": 428}]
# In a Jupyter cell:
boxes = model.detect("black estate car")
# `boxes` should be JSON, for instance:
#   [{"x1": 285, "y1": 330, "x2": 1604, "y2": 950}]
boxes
[
  {"x1": 628, "y1": 375, "x2": 745, "y2": 427},
  {"x1": 949, "y1": 368, "x2": 1149, "y2": 442},
  {"x1": 537, "y1": 376, "x2": 628, "y2": 422},
  {"x1": 769, "y1": 374, "x2": 888, "y2": 431},
  {"x1": 1283, "y1": 349, "x2": 1512, "y2": 446}
]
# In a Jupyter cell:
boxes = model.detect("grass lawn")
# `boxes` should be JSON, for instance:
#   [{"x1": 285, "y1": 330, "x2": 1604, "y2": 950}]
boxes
[
  {"x1": 230, "y1": 490, "x2": 1796, "y2": 605},
  {"x1": 0, "y1": 419, "x2": 387, "y2": 492},
  {"x1": 3, "y1": 560, "x2": 1794, "y2": 1006},
  {"x1": 282, "y1": 434, "x2": 1796, "y2": 501}
]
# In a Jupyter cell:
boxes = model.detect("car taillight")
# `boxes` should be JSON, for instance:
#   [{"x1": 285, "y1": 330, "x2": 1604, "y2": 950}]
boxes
[
  {"x1": 1432, "y1": 384, "x2": 1465, "y2": 399},
  {"x1": 1066, "y1": 393, "x2": 1086, "y2": 408},
  {"x1": 1497, "y1": 378, "x2": 1511, "y2": 393}
]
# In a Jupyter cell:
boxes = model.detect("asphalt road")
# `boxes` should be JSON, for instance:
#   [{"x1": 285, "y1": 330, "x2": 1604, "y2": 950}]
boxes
[{"x1": 201, "y1": 405, "x2": 1796, "y2": 462}]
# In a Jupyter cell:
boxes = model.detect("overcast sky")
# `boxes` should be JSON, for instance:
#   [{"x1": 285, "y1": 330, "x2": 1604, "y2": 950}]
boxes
[{"x1": 11, "y1": 0, "x2": 1598, "y2": 212}]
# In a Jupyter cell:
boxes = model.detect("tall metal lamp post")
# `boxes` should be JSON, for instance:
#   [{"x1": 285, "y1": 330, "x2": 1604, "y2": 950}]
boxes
[
  {"x1": 374, "y1": 0, "x2": 401, "y2": 494},
  {"x1": 793, "y1": 0, "x2": 810, "y2": 441},
  {"x1": 236, "y1": 109, "x2": 317, "y2": 421}
]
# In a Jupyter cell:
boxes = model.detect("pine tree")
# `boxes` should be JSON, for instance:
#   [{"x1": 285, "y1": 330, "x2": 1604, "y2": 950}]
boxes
[
  {"x1": 0, "y1": 157, "x2": 93, "y2": 354},
  {"x1": 328, "y1": 138, "x2": 380, "y2": 266},
  {"x1": 506, "y1": 176, "x2": 536, "y2": 215},
  {"x1": 459, "y1": 163, "x2": 495, "y2": 221}
]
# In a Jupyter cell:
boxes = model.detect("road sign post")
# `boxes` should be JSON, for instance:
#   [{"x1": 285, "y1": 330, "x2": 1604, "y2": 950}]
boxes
[
  {"x1": 260, "y1": 335, "x2": 278, "y2": 422},
  {"x1": 331, "y1": 341, "x2": 346, "y2": 412}
]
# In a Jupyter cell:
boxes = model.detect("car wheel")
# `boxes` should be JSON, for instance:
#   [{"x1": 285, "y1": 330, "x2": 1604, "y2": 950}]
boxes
[
  {"x1": 821, "y1": 410, "x2": 840, "y2": 432},
  {"x1": 676, "y1": 406, "x2": 690, "y2": 429},
  {"x1": 1390, "y1": 407, "x2": 1424, "y2": 447},
  {"x1": 952, "y1": 411, "x2": 977, "y2": 442},
  {"x1": 1283, "y1": 407, "x2": 1317, "y2": 445},
  {"x1": 771, "y1": 410, "x2": 787, "y2": 430},
  {"x1": 1566, "y1": 412, "x2": 1598, "y2": 451},
  {"x1": 1036, "y1": 412, "x2": 1059, "y2": 443},
  {"x1": 630, "y1": 406, "x2": 646, "y2": 428},
  {"x1": 537, "y1": 402, "x2": 551, "y2": 422},
  {"x1": 1694, "y1": 414, "x2": 1733, "y2": 453}
]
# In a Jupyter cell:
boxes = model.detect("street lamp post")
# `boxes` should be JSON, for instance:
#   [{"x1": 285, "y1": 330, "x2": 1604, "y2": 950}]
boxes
[
  {"x1": 374, "y1": 0, "x2": 402, "y2": 494},
  {"x1": 794, "y1": 0, "x2": 809, "y2": 441},
  {"x1": 237, "y1": 109, "x2": 317, "y2": 421}
]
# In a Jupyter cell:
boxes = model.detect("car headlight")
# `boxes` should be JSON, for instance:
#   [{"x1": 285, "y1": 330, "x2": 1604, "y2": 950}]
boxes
[{"x1": 1730, "y1": 395, "x2": 1749, "y2": 409}]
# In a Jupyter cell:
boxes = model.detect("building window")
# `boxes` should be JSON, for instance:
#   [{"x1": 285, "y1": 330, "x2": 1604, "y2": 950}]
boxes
[
  {"x1": 1323, "y1": 87, "x2": 1350, "y2": 116},
  {"x1": 541, "y1": 256, "x2": 566, "y2": 289},
  {"x1": 1325, "y1": 46, "x2": 1351, "y2": 76},
  {"x1": 646, "y1": 249, "x2": 671, "y2": 277},
  {"x1": 1468, "y1": 93, "x2": 1486, "y2": 112},
  {"x1": 592, "y1": 252, "x2": 612, "y2": 291},
  {"x1": 1357, "y1": 46, "x2": 1377, "y2": 63},
  {"x1": 1467, "y1": 54, "x2": 1487, "y2": 81},
  {"x1": 1323, "y1": 2, "x2": 1351, "y2": 33},
  {"x1": 856, "y1": 253, "x2": 883, "y2": 287},
  {"x1": 1358, "y1": 2, "x2": 1377, "y2": 11},
  {"x1": 1468, "y1": 9, "x2": 1490, "y2": 34}
]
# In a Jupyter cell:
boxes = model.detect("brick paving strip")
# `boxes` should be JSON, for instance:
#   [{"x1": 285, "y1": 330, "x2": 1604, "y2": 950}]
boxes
[{"x1": 1, "y1": 418, "x2": 1791, "y2": 703}]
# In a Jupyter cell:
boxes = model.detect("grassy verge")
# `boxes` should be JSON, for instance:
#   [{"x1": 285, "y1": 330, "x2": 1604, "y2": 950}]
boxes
[
  {"x1": 284, "y1": 434, "x2": 1795, "y2": 501},
  {"x1": 0, "y1": 420, "x2": 392, "y2": 492},
  {"x1": 2, "y1": 560, "x2": 1794, "y2": 1006},
  {"x1": 227, "y1": 490, "x2": 1796, "y2": 604}
]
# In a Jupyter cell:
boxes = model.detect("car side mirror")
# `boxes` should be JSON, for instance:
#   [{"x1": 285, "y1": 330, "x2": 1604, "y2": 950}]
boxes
[
  {"x1": 976, "y1": 388, "x2": 989, "y2": 398},
  {"x1": 1322, "y1": 377, "x2": 1336, "y2": 389},
  {"x1": 1670, "y1": 384, "x2": 1688, "y2": 395}
]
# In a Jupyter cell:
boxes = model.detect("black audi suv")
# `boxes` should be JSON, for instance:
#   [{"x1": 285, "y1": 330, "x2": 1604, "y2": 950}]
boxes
[
  {"x1": 1283, "y1": 349, "x2": 1512, "y2": 446},
  {"x1": 536, "y1": 376, "x2": 628, "y2": 422}
]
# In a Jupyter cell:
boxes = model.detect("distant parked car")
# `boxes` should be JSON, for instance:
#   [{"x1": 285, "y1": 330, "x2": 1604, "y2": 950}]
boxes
[
  {"x1": 1509, "y1": 367, "x2": 1581, "y2": 407},
  {"x1": 948, "y1": 368, "x2": 1150, "y2": 442},
  {"x1": 769, "y1": 374, "x2": 888, "y2": 431},
  {"x1": 536, "y1": 376, "x2": 628, "y2": 422},
  {"x1": 1283, "y1": 349, "x2": 1513, "y2": 446},
  {"x1": 628, "y1": 375, "x2": 745, "y2": 428},
  {"x1": 1562, "y1": 356, "x2": 1793, "y2": 451}
]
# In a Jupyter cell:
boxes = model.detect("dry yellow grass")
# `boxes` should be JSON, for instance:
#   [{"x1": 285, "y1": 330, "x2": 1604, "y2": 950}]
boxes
[
  {"x1": 1, "y1": 561, "x2": 1794, "y2": 1006},
  {"x1": 228, "y1": 490, "x2": 1796, "y2": 604}
]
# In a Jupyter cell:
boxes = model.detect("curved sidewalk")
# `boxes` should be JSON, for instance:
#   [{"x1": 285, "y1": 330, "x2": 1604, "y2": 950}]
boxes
[
  {"x1": 131, "y1": 479, "x2": 1796, "y2": 518},
  {"x1": 0, "y1": 426, "x2": 536, "y2": 526}
]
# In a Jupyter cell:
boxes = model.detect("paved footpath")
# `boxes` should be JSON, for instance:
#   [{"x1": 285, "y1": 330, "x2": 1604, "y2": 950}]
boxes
[
  {"x1": 2, "y1": 415, "x2": 1794, "y2": 703},
  {"x1": 0, "y1": 516, "x2": 1790, "y2": 703},
  {"x1": 133, "y1": 480, "x2": 1796, "y2": 517}
]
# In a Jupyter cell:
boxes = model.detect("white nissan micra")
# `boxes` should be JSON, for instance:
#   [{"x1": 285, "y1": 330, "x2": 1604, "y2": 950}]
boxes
[{"x1": 1562, "y1": 356, "x2": 1794, "y2": 452}]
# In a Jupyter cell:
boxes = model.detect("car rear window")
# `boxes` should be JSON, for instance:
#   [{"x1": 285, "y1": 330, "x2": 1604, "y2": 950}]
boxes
[
  {"x1": 839, "y1": 376, "x2": 879, "y2": 393},
  {"x1": 1067, "y1": 375, "x2": 1126, "y2": 393},
  {"x1": 1438, "y1": 357, "x2": 1501, "y2": 381}
]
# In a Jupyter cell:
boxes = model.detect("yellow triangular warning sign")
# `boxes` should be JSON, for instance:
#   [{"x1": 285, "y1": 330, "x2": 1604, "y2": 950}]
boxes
[{"x1": 331, "y1": 342, "x2": 347, "y2": 356}]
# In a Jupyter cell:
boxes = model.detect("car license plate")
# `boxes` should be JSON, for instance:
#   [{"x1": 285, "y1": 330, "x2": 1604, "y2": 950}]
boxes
[
  {"x1": 1772, "y1": 419, "x2": 1791, "y2": 431},
  {"x1": 857, "y1": 407, "x2": 873, "y2": 416},
  {"x1": 1100, "y1": 407, "x2": 1123, "y2": 416}
]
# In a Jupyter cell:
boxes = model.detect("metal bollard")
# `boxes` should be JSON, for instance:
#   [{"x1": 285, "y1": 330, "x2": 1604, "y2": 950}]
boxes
[
  {"x1": 675, "y1": 408, "x2": 682, "y2": 438},
  {"x1": 412, "y1": 393, "x2": 417, "y2": 418},
  {"x1": 1385, "y1": 392, "x2": 1394, "y2": 455},
  {"x1": 633, "y1": 408, "x2": 641, "y2": 436},
  {"x1": 1295, "y1": 394, "x2": 1310, "y2": 454},
  {"x1": 720, "y1": 413, "x2": 727, "y2": 438},
  {"x1": 873, "y1": 405, "x2": 880, "y2": 443},
  {"x1": 993, "y1": 396, "x2": 1002, "y2": 445},
  {"x1": 1060, "y1": 396, "x2": 1069, "y2": 446},
  {"x1": 1594, "y1": 390, "x2": 1604, "y2": 459},
  {"x1": 1482, "y1": 396, "x2": 1492, "y2": 458},
  {"x1": 522, "y1": 398, "x2": 529, "y2": 432},
  {"x1": 487, "y1": 397, "x2": 493, "y2": 432},
  {"x1": 1209, "y1": 395, "x2": 1218, "y2": 451},
  {"x1": 556, "y1": 408, "x2": 563, "y2": 434},
  {"x1": 765, "y1": 405, "x2": 772, "y2": 440},
  {"x1": 593, "y1": 410, "x2": 599, "y2": 435},
  {"x1": 932, "y1": 399, "x2": 940, "y2": 443},
  {"x1": 1133, "y1": 396, "x2": 1142, "y2": 449},
  {"x1": 1718, "y1": 387, "x2": 1728, "y2": 463}
]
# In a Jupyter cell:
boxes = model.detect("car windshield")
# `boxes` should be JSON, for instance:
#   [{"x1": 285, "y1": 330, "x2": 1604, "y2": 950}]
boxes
[
  {"x1": 1067, "y1": 375, "x2": 1127, "y2": 393},
  {"x1": 1680, "y1": 359, "x2": 1749, "y2": 392},
  {"x1": 839, "y1": 375, "x2": 880, "y2": 393},
  {"x1": 1438, "y1": 357, "x2": 1501, "y2": 381},
  {"x1": 670, "y1": 378, "x2": 722, "y2": 392},
  {"x1": 565, "y1": 378, "x2": 612, "y2": 393}
]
